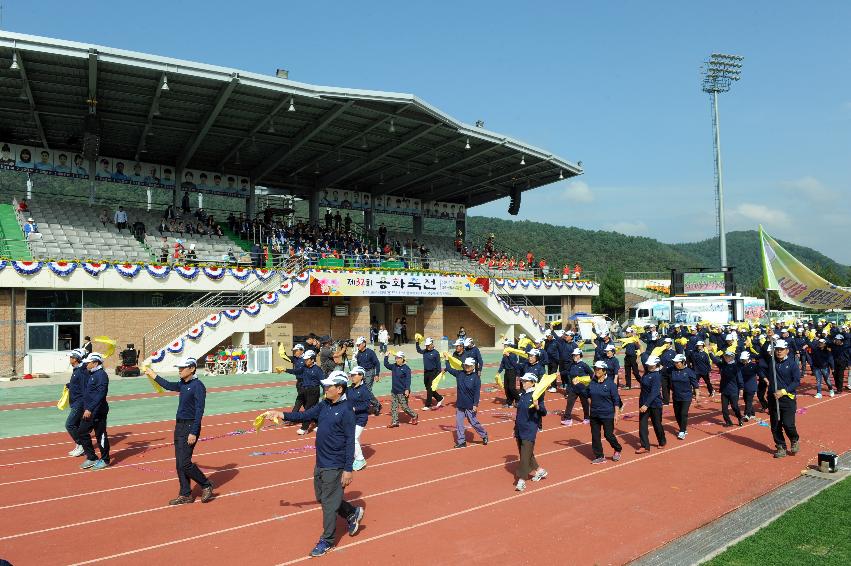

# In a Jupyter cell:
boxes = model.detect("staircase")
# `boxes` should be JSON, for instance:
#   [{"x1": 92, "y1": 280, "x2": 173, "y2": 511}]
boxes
[
  {"x1": 143, "y1": 255, "x2": 309, "y2": 370},
  {"x1": 462, "y1": 292, "x2": 546, "y2": 343},
  {"x1": 0, "y1": 204, "x2": 32, "y2": 260}
]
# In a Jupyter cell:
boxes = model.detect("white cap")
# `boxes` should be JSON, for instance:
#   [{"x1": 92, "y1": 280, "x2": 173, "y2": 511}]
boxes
[
  {"x1": 696, "y1": 340, "x2": 705, "y2": 346},
  {"x1": 394, "y1": 350, "x2": 406, "y2": 359},
  {"x1": 625, "y1": 328, "x2": 634, "y2": 333},
  {"x1": 83, "y1": 352, "x2": 104, "y2": 364},
  {"x1": 593, "y1": 361, "x2": 608, "y2": 370},
  {"x1": 293, "y1": 343, "x2": 305, "y2": 351},
  {"x1": 528, "y1": 348, "x2": 541, "y2": 357},
  {"x1": 651, "y1": 332, "x2": 659, "y2": 340},
  {"x1": 673, "y1": 354, "x2": 686, "y2": 363},
  {"x1": 424, "y1": 337, "x2": 434, "y2": 346},
  {"x1": 27, "y1": 217, "x2": 33, "y2": 222},
  {"x1": 572, "y1": 348, "x2": 582, "y2": 356},
  {"x1": 453, "y1": 338, "x2": 465, "y2": 346},
  {"x1": 320, "y1": 370, "x2": 349, "y2": 387},
  {"x1": 605, "y1": 344, "x2": 616, "y2": 351},
  {"x1": 723, "y1": 349, "x2": 736, "y2": 357},
  {"x1": 739, "y1": 351, "x2": 750, "y2": 360},
  {"x1": 836, "y1": 334, "x2": 845, "y2": 340},
  {"x1": 725, "y1": 333, "x2": 735, "y2": 341},
  {"x1": 518, "y1": 333, "x2": 527, "y2": 340},
  {"x1": 519, "y1": 372, "x2": 539, "y2": 383},
  {"x1": 664, "y1": 337, "x2": 673, "y2": 343},
  {"x1": 303, "y1": 350, "x2": 316, "y2": 359},
  {"x1": 463, "y1": 357, "x2": 477, "y2": 367},
  {"x1": 818, "y1": 338, "x2": 826, "y2": 343},
  {"x1": 645, "y1": 355, "x2": 660, "y2": 366},
  {"x1": 565, "y1": 330, "x2": 575, "y2": 336},
  {"x1": 355, "y1": 336, "x2": 366, "y2": 346},
  {"x1": 349, "y1": 366, "x2": 365, "y2": 375},
  {"x1": 69, "y1": 348, "x2": 87, "y2": 360},
  {"x1": 774, "y1": 339, "x2": 788, "y2": 349},
  {"x1": 174, "y1": 356, "x2": 198, "y2": 368},
  {"x1": 554, "y1": 329, "x2": 565, "y2": 337},
  {"x1": 502, "y1": 338, "x2": 514, "y2": 346},
  {"x1": 544, "y1": 329, "x2": 553, "y2": 337},
  {"x1": 674, "y1": 323, "x2": 681, "y2": 327},
  {"x1": 464, "y1": 337, "x2": 474, "y2": 347}
]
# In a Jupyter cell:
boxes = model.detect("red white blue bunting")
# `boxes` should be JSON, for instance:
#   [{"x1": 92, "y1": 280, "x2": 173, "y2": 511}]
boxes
[
  {"x1": 519, "y1": 280, "x2": 530, "y2": 288},
  {"x1": 12, "y1": 260, "x2": 42, "y2": 275},
  {"x1": 145, "y1": 264, "x2": 171, "y2": 279},
  {"x1": 115, "y1": 263, "x2": 142, "y2": 278},
  {"x1": 166, "y1": 338, "x2": 185, "y2": 354},
  {"x1": 0, "y1": 259, "x2": 6, "y2": 271},
  {"x1": 279, "y1": 280, "x2": 293, "y2": 294},
  {"x1": 150, "y1": 349, "x2": 166, "y2": 363},
  {"x1": 244, "y1": 303, "x2": 261, "y2": 316},
  {"x1": 222, "y1": 308, "x2": 242, "y2": 320},
  {"x1": 543, "y1": 281, "x2": 553, "y2": 289},
  {"x1": 506, "y1": 279, "x2": 518, "y2": 289},
  {"x1": 174, "y1": 265, "x2": 200, "y2": 280},
  {"x1": 48, "y1": 261, "x2": 76, "y2": 277},
  {"x1": 295, "y1": 271, "x2": 309, "y2": 283},
  {"x1": 186, "y1": 325, "x2": 204, "y2": 340},
  {"x1": 554, "y1": 281, "x2": 564, "y2": 289},
  {"x1": 254, "y1": 268, "x2": 274, "y2": 281},
  {"x1": 202, "y1": 266, "x2": 226, "y2": 280},
  {"x1": 261, "y1": 292, "x2": 279, "y2": 305},
  {"x1": 204, "y1": 313, "x2": 221, "y2": 328},
  {"x1": 82, "y1": 262, "x2": 109, "y2": 276},
  {"x1": 228, "y1": 267, "x2": 252, "y2": 281},
  {"x1": 494, "y1": 278, "x2": 505, "y2": 286},
  {"x1": 563, "y1": 281, "x2": 574, "y2": 289},
  {"x1": 531, "y1": 280, "x2": 542, "y2": 288}
]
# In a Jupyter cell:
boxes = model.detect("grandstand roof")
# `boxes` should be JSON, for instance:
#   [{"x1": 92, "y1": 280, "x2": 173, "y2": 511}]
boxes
[{"x1": 0, "y1": 31, "x2": 582, "y2": 207}]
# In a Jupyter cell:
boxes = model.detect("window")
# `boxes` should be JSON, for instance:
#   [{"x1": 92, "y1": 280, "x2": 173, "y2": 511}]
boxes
[
  {"x1": 26, "y1": 290, "x2": 82, "y2": 352},
  {"x1": 27, "y1": 324, "x2": 55, "y2": 351}
]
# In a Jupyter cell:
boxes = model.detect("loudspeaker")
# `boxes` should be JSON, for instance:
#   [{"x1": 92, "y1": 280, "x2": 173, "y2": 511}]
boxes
[{"x1": 508, "y1": 185, "x2": 521, "y2": 215}]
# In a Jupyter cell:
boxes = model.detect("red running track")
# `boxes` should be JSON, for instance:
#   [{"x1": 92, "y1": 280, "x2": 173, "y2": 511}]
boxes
[{"x1": 0, "y1": 373, "x2": 849, "y2": 566}]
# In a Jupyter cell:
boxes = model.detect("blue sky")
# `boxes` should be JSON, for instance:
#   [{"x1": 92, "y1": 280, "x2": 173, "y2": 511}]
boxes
[{"x1": 6, "y1": 1, "x2": 850, "y2": 262}]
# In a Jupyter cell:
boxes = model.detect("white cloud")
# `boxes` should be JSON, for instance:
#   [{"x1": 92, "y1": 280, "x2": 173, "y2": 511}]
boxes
[
  {"x1": 604, "y1": 221, "x2": 649, "y2": 236},
  {"x1": 734, "y1": 203, "x2": 790, "y2": 225},
  {"x1": 780, "y1": 176, "x2": 836, "y2": 201},
  {"x1": 561, "y1": 180, "x2": 594, "y2": 203}
]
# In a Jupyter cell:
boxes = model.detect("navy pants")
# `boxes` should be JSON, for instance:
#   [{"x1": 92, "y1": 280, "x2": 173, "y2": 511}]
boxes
[
  {"x1": 65, "y1": 405, "x2": 82, "y2": 443},
  {"x1": 77, "y1": 412, "x2": 110, "y2": 463},
  {"x1": 174, "y1": 420, "x2": 211, "y2": 497}
]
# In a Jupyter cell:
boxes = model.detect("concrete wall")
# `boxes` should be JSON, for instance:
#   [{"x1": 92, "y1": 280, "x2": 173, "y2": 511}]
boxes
[{"x1": 444, "y1": 306, "x2": 495, "y2": 347}]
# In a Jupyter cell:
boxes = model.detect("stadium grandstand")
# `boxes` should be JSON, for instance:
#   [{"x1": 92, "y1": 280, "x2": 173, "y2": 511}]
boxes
[{"x1": 0, "y1": 31, "x2": 595, "y2": 375}]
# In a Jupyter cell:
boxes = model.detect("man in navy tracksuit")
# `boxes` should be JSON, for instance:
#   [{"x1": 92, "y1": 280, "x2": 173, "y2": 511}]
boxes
[
  {"x1": 66, "y1": 348, "x2": 88, "y2": 457},
  {"x1": 811, "y1": 338, "x2": 835, "y2": 398},
  {"x1": 691, "y1": 341, "x2": 714, "y2": 396},
  {"x1": 557, "y1": 331, "x2": 578, "y2": 388},
  {"x1": 711, "y1": 350, "x2": 744, "y2": 427},
  {"x1": 498, "y1": 338, "x2": 521, "y2": 407},
  {"x1": 830, "y1": 334, "x2": 848, "y2": 394},
  {"x1": 347, "y1": 366, "x2": 377, "y2": 471},
  {"x1": 416, "y1": 336, "x2": 444, "y2": 410},
  {"x1": 385, "y1": 352, "x2": 418, "y2": 427},
  {"x1": 464, "y1": 338, "x2": 484, "y2": 374},
  {"x1": 287, "y1": 350, "x2": 324, "y2": 435},
  {"x1": 77, "y1": 353, "x2": 110, "y2": 470},
  {"x1": 544, "y1": 331, "x2": 560, "y2": 376},
  {"x1": 637, "y1": 355, "x2": 666, "y2": 453},
  {"x1": 659, "y1": 338, "x2": 676, "y2": 405},
  {"x1": 622, "y1": 328, "x2": 640, "y2": 389},
  {"x1": 269, "y1": 371, "x2": 364, "y2": 558},
  {"x1": 445, "y1": 355, "x2": 488, "y2": 448},
  {"x1": 354, "y1": 336, "x2": 382, "y2": 413},
  {"x1": 288, "y1": 344, "x2": 307, "y2": 416},
  {"x1": 513, "y1": 372, "x2": 547, "y2": 491},
  {"x1": 588, "y1": 361, "x2": 622, "y2": 464},
  {"x1": 603, "y1": 346, "x2": 620, "y2": 386},
  {"x1": 561, "y1": 348, "x2": 592, "y2": 426},
  {"x1": 767, "y1": 340, "x2": 801, "y2": 458},
  {"x1": 738, "y1": 351, "x2": 762, "y2": 421},
  {"x1": 145, "y1": 357, "x2": 214, "y2": 505},
  {"x1": 670, "y1": 354, "x2": 699, "y2": 439}
]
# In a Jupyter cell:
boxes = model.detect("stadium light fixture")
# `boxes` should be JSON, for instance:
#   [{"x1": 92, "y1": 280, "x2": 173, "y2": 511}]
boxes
[
  {"x1": 161, "y1": 74, "x2": 169, "y2": 92},
  {"x1": 520, "y1": 154, "x2": 525, "y2": 165},
  {"x1": 388, "y1": 119, "x2": 396, "y2": 134},
  {"x1": 701, "y1": 52, "x2": 744, "y2": 268},
  {"x1": 288, "y1": 96, "x2": 295, "y2": 112},
  {"x1": 559, "y1": 169, "x2": 564, "y2": 180},
  {"x1": 10, "y1": 52, "x2": 19, "y2": 70},
  {"x1": 465, "y1": 138, "x2": 471, "y2": 150}
]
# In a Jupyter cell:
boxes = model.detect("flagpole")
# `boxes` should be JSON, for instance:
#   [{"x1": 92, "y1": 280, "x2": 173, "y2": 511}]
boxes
[{"x1": 759, "y1": 226, "x2": 782, "y2": 428}]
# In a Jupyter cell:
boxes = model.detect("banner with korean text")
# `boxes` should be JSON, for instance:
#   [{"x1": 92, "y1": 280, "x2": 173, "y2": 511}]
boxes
[{"x1": 309, "y1": 273, "x2": 489, "y2": 297}]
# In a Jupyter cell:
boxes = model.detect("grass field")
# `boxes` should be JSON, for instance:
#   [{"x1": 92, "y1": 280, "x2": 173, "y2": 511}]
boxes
[{"x1": 705, "y1": 476, "x2": 850, "y2": 565}]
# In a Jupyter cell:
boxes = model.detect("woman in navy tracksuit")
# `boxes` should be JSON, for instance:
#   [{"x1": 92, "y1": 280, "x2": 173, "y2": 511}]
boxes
[
  {"x1": 561, "y1": 348, "x2": 592, "y2": 426},
  {"x1": 588, "y1": 361, "x2": 622, "y2": 463},
  {"x1": 513, "y1": 372, "x2": 547, "y2": 491},
  {"x1": 691, "y1": 341, "x2": 714, "y2": 396},
  {"x1": 66, "y1": 348, "x2": 88, "y2": 457},
  {"x1": 416, "y1": 337, "x2": 444, "y2": 410},
  {"x1": 670, "y1": 354, "x2": 699, "y2": 439},
  {"x1": 77, "y1": 353, "x2": 111, "y2": 469},
  {"x1": 347, "y1": 366, "x2": 377, "y2": 471},
  {"x1": 738, "y1": 351, "x2": 762, "y2": 420},
  {"x1": 603, "y1": 346, "x2": 620, "y2": 386},
  {"x1": 711, "y1": 350, "x2": 744, "y2": 427},
  {"x1": 637, "y1": 356, "x2": 666, "y2": 453},
  {"x1": 498, "y1": 339, "x2": 521, "y2": 407},
  {"x1": 445, "y1": 355, "x2": 488, "y2": 448}
]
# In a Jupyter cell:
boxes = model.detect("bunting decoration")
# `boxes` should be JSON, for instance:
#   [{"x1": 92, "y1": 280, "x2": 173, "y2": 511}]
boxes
[
  {"x1": 115, "y1": 263, "x2": 142, "y2": 278},
  {"x1": 166, "y1": 338, "x2": 185, "y2": 354},
  {"x1": 204, "y1": 313, "x2": 222, "y2": 328},
  {"x1": 222, "y1": 308, "x2": 242, "y2": 320},
  {"x1": 48, "y1": 261, "x2": 77, "y2": 277},
  {"x1": 254, "y1": 268, "x2": 274, "y2": 281},
  {"x1": 82, "y1": 261, "x2": 109, "y2": 276},
  {"x1": 244, "y1": 303, "x2": 261, "y2": 316},
  {"x1": 279, "y1": 280, "x2": 293, "y2": 294},
  {"x1": 186, "y1": 326, "x2": 204, "y2": 340},
  {"x1": 173, "y1": 265, "x2": 200, "y2": 280},
  {"x1": 150, "y1": 349, "x2": 167, "y2": 363},
  {"x1": 145, "y1": 264, "x2": 171, "y2": 278},
  {"x1": 295, "y1": 271, "x2": 309, "y2": 283},
  {"x1": 228, "y1": 267, "x2": 252, "y2": 281},
  {"x1": 202, "y1": 266, "x2": 226, "y2": 280},
  {"x1": 12, "y1": 260, "x2": 42, "y2": 275},
  {"x1": 0, "y1": 259, "x2": 7, "y2": 271},
  {"x1": 261, "y1": 292, "x2": 279, "y2": 305}
]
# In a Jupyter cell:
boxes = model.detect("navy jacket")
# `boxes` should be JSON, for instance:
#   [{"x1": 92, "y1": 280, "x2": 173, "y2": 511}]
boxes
[
  {"x1": 82, "y1": 366, "x2": 109, "y2": 416},
  {"x1": 623, "y1": 340, "x2": 638, "y2": 357},
  {"x1": 811, "y1": 347, "x2": 834, "y2": 369},
  {"x1": 347, "y1": 382, "x2": 376, "y2": 427},
  {"x1": 588, "y1": 378, "x2": 620, "y2": 419},
  {"x1": 384, "y1": 356, "x2": 412, "y2": 394},
  {"x1": 564, "y1": 360, "x2": 593, "y2": 395},
  {"x1": 355, "y1": 347, "x2": 381, "y2": 375},
  {"x1": 639, "y1": 370, "x2": 663, "y2": 409},
  {"x1": 499, "y1": 353, "x2": 520, "y2": 375},
  {"x1": 287, "y1": 362, "x2": 323, "y2": 388},
  {"x1": 768, "y1": 355, "x2": 801, "y2": 395},
  {"x1": 660, "y1": 348, "x2": 676, "y2": 375},
  {"x1": 603, "y1": 356, "x2": 620, "y2": 382},
  {"x1": 691, "y1": 350, "x2": 711, "y2": 375},
  {"x1": 557, "y1": 339, "x2": 577, "y2": 368},
  {"x1": 670, "y1": 368, "x2": 698, "y2": 402},
  {"x1": 465, "y1": 346, "x2": 484, "y2": 371},
  {"x1": 544, "y1": 338, "x2": 560, "y2": 363},
  {"x1": 514, "y1": 389, "x2": 546, "y2": 441},
  {"x1": 284, "y1": 396, "x2": 355, "y2": 472},
  {"x1": 289, "y1": 355, "x2": 305, "y2": 382},
  {"x1": 68, "y1": 364, "x2": 87, "y2": 409},
  {"x1": 738, "y1": 361, "x2": 761, "y2": 394},
  {"x1": 712, "y1": 356, "x2": 743, "y2": 398},
  {"x1": 446, "y1": 365, "x2": 481, "y2": 410},
  {"x1": 154, "y1": 375, "x2": 207, "y2": 435},
  {"x1": 416, "y1": 343, "x2": 441, "y2": 371},
  {"x1": 521, "y1": 360, "x2": 545, "y2": 381}
]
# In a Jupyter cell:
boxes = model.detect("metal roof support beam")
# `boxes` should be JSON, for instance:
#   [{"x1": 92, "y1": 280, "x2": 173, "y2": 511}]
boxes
[
  {"x1": 251, "y1": 101, "x2": 353, "y2": 182},
  {"x1": 177, "y1": 74, "x2": 239, "y2": 170},
  {"x1": 318, "y1": 123, "x2": 441, "y2": 187},
  {"x1": 217, "y1": 96, "x2": 290, "y2": 169},
  {"x1": 134, "y1": 73, "x2": 167, "y2": 161},
  {"x1": 372, "y1": 141, "x2": 499, "y2": 197},
  {"x1": 429, "y1": 159, "x2": 545, "y2": 201},
  {"x1": 87, "y1": 49, "x2": 98, "y2": 114},
  {"x1": 13, "y1": 51, "x2": 48, "y2": 149}
]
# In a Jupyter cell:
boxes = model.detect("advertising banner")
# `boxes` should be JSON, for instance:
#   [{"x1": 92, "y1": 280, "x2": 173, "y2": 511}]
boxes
[{"x1": 310, "y1": 273, "x2": 489, "y2": 297}]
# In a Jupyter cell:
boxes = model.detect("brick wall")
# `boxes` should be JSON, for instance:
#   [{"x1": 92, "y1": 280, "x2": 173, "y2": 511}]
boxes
[
  {"x1": 0, "y1": 288, "x2": 26, "y2": 374},
  {"x1": 83, "y1": 308, "x2": 179, "y2": 369},
  {"x1": 443, "y1": 305, "x2": 494, "y2": 346},
  {"x1": 421, "y1": 298, "x2": 443, "y2": 340}
]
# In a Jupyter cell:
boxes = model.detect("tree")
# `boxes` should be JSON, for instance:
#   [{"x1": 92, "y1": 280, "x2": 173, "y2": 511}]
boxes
[{"x1": 593, "y1": 267, "x2": 625, "y2": 318}]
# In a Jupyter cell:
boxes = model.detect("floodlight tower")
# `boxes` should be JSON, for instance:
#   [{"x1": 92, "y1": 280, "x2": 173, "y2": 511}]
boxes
[{"x1": 702, "y1": 53, "x2": 743, "y2": 269}]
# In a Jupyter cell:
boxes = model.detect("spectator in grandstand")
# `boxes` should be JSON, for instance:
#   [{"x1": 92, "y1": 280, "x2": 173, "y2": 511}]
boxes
[
  {"x1": 333, "y1": 210, "x2": 342, "y2": 231},
  {"x1": 400, "y1": 316, "x2": 408, "y2": 343},
  {"x1": 573, "y1": 263, "x2": 583, "y2": 279},
  {"x1": 114, "y1": 206, "x2": 128, "y2": 231},
  {"x1": 173, "y1": 239, "x2": 186, "y2": 262},
  {"x1": 251, "y1": 243, "x2": 263, "y2": 268},
  {"x1": 23, "y1": 217, "x2": 38, "y2": 239},
  {"x1": 378, "y1": 224, "x2": 387, "y2": 247},
  {"x1": 181, "y1": 191, "x2": 191, "y2": 213},
  {"x1": 97, "y1": 209, "x2": 110, "y2": 227},
  {"x1": 324, "y1": 209, "x2": 333, "y2": 229},
  {"x1": 132, "y1": 220, "x2": 146, "y2": 242},
  {"x1": 185, "y1": 244, "x2": 197, "y2": 262},
  {"x1": 112, "y1": 161, "x2": 129, "y2": 181},
  {"x1": 0, "y1": 143, "x2": 14, "y2": 166},
  {"x1": 16, "y1": 199, "x2": 28, "y2": 212},
  {"x1": 54, "y1": 153, "x2": 71, "y2": 173},
  {"x1": 35, "y1": 150, "x2": 53, "y2": 171}
]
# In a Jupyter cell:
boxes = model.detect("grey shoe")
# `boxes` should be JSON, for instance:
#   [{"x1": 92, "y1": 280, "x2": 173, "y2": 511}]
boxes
[
  {"x1": 774, "y1": 447, "x2": 787, "y2": 459},
  {"x1": 790, "y1": 441, "x2": 800, "y2": 454}
]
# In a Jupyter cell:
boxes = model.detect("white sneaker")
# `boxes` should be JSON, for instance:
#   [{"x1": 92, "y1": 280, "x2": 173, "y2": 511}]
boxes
[
  {"x1": 531, "y1": 468, "x2": 548, "y2": 482},
  {"x1": 677, "y1": 432, "x2": 686, "y2": 440},
  {"x1": 515, "y1": 479, "x2": 526, "y2": 492},
  {"x1": 829, "y1": 389, "x2": 835, "y2": 397},
  {"x1": 422, "y1": 406, "x2": 431, "y2": 411},
  {"x1": 435, "y1": 399, "x2": 443, "y2": 409},
  {"x1": 297, "y1": 428, "x2": 307, "y2": 435},
  {"x1": 815, "y1": 393, "x2": 822, "y2": 399},
  {"x1": 69, "y1": 444, "x2": 84, "y2": 457}
]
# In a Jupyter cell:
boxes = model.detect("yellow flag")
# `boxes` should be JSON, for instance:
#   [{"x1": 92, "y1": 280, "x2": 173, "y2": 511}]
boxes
[
  {"x1": 278, "y1": 343, "x2": 292, "y2": 363},
  {"x1": 503, "y1": 346, "x2": 529, "y2": 359},
  {"x1": 431, "y1": 371, "x2": 446, "y2": 392},
  {"x1": 573, "y1": 375, "x2": 591, "y2": 387},
  {"x1": 141, "y1": 366, "x2": 166, "y2": 394},
  {"x1": 676, "y1": 337, "x2": 689, "y2": 346},
  {"x1": 517, "y1": 337, "x2": 534, "y2": 350},
  {"x1": 651, "y1": 344, "x2": 668, "y2": 358},
  {"x1": 618, "y1": 335, "x2": 639, "y2": 346},
  {"x1": 93, "y1": 336, "x2": 117, "y2": 358},
  {"x1": 57, "y1": 386, "x2": 70, "y2": 410},
  {"x1": 253, "y1": 412, "x2": 279, "y2": 432},
  {"x1": 444, "y1": 352, "x2": 462, "y2": 370},
  {"x1": 495, "y1": 373, "x2": 504, "y2": 389},
  {"x1": 414, "y1": 333, "x2": 424, "y2": 343},
  {"x1": 530, "y1": 373, "x2": 558, "y2": 406}
]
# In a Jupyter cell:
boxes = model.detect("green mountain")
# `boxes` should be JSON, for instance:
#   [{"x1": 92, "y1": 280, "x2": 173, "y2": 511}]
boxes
[{"x1": 465, "y1": 217, "x2": 850, "y2": 290}]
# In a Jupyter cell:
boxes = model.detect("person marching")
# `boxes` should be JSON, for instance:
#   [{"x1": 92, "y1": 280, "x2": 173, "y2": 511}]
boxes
[
  {"x1": 588, "y1": 360, "x2": 623, "y2": 464},
  {"x1": 561, "y1": 348, "x2": 592, "y2": 426},
  {"x1": 498, "y1": 338, "x2": 521, "y2": 408},
  {"x1": 811, "y1": 338, "x2": 835, "y2": 398},
  {"x1": 659, "y1": 337, "x2": 676, "y2": 405},
  {"x1": 65, "y1": 348, "x2": 88, "y2": 457},
  {"x1": 347, "y1": 366, "x2": 377, "y2": 471},
  {"x1": 286, "y1": 344, "x2": 306, "y2": 422},
  {"x1": 711, "y1": 349, "x2": 744, "y2": 427},
  {"x1": 767, "y1": 339, "x2": 801, "y2": 458},
  {"x1": 636, "y1": 355, "x2": 666, "y2": 453},
  {"x1": 384, "y1": 351, "x2": 418, "y2": 427},
  {"x1": 603, "y1": 345, "x2": 620, "y2": 386},
  {"x1": 354, "y1": 336, "x2": 382, "y2": 413},
  {"x1": 670, "y1": 353, "x2": 699, "y2": 439},
  {"x1": 266, "y1": 370, "x2": 364, "y2": 558},
  {"x1": 622, "y1": 328, "x2": 640, "y2": 389},
  {"x1": 464, "y1": 337, "x2": 484, "y2": 374},
  {"x1": 691, "y1": 341, "x2": 714, "y2": 397},
  {"x1": 738, "y1": 351, "x2": 761, "y2": 421},
  {"x1": 287, "y1": 349, "x2": 324, "y2": 435},
  {"x1": 831, "y1": 334, "x2": 848, "y2": 394},
  {"x1": 544, "y1": 330, "x2": 561, "y2": 376},
  {"x1": 77, "y1": 353, "x2": 110, "y2": 470},
  {"x1": 514, "y1": 372, "x2": 548, "y2": 491},
  {"x1": 415, "y1": 336, "x2": 444, "y2": 410},
  {"x1": 144, "y1": 357, "x2": 214, "y2": 505},
  {"x1": 445, "y1": 355, "x2": 488, "y2": 448}
]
